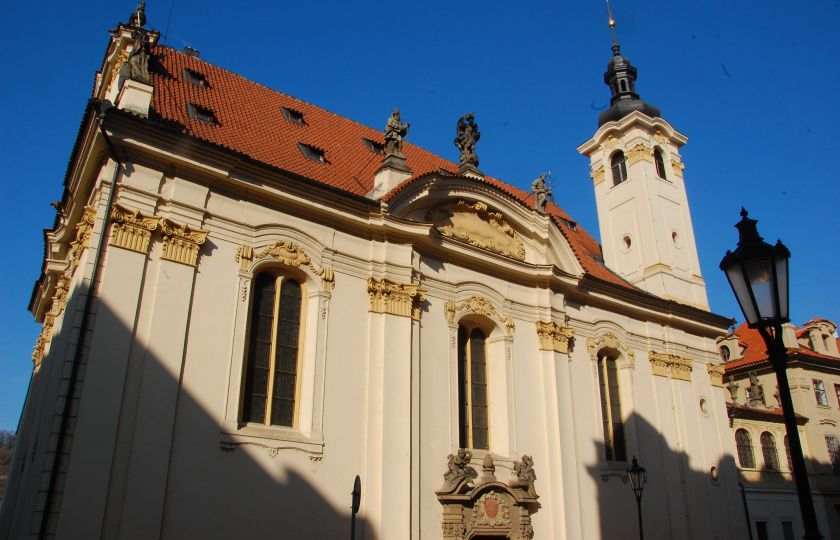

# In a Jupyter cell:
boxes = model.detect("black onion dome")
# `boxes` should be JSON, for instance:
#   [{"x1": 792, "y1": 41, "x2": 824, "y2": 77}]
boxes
[{"x1": 598, "y1": 45, "x2": 661, "y2": 126}]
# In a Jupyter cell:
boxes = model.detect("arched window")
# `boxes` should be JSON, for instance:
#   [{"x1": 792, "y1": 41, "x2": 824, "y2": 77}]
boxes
[
  {"x1": 653, "y1": 146, "x2": 667, "y2": 179},
  {"x1": 597, "y1": 353, "x2": 626, "y2": 461},
  {"x1": 761, "y1": 432, "x2": 779, "y2": 470},
  {"x1": 611, "y1": 151, "x2": 628, "y2": 186},
  {"x1": 458, "y1": 325, "x2": 489, "y2": 450},
  {"x1": 784, "y1": 434, "x2": 792, "y2": 471},
  {"x1": 736, "y1": 429, "x2": 755, "y2": 468},
  {"x1": 242, "y1": 272, "x2": 303, "y2": 427},
  {"x1": 720, "y1": 346, "x2": 731, "y2": 362}
]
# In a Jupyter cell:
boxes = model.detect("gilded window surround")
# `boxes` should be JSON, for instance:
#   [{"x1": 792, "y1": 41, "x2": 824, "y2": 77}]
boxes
[
  {"x1": 236, "y1": 241, "x2": 335, "y2": 292},
  {"x1": 587, "y1": 331, "x2": 634, "y2": 368},
  {"x1": 535, "y1": 321, "x2": 574, "y2": 354},
  {"x1": 109, "y1": 204, "x2": 159, "y2": 253},
  {"x1": 159, "y1": 218, "x2": 209, "y2": 266},
  {"x1": 649, "y1": 351, "x2": 693, "y2": 381},
  {"x1": 707, "y1": 363, "x2": 725, "y2": 387},
  {"x1": 367, "y1": 277, "x2": 426, "y2": 320},
  {"x1": 445, "y1": 296, "x2": 515, "y2": 336}
]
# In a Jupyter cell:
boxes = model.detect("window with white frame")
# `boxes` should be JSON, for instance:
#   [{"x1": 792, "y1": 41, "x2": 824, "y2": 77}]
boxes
[
  {"x1": 597, "y1": 352, "x2": 626, "y2": 461},
  {"x1": 814, "y1": 379, "x2": 828, "y2": 406},
  {"x1": 458, "y1": 325, "x2": 489, "y2": 450}
]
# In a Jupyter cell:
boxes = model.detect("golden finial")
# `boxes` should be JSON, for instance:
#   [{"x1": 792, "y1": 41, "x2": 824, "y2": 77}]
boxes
[{"x1": 605, "y1": 0, "x2": 620, "y2": 54}]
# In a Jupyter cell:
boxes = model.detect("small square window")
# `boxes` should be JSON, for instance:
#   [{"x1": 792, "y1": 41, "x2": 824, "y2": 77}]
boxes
[
  {"x1": 297, "y1": 143, "x2": 326, "y2": 163},
  {"x1": 182, "y1": 68, "x2": 208, "y2": 88},
  {"x1": 187, "y1": 103, "x2": 218, "y2": 125},
  {"x1": 281, "y1": 107, "x2": 305, "y2": 125},
  {"x1": 361, "y1": 138, "x2": 384, "y2": 154}
]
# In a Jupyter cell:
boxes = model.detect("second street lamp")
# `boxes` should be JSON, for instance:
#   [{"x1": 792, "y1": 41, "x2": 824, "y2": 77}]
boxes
[
  {"x1": 720, "y1": 208, "x2": 822, "y2": 540},
  {"x1": 627, "y1": 456, "x2": 647, "y2": 540}
]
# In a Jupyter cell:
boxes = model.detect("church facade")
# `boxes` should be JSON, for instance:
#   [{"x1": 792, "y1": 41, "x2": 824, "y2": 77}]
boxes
[{"x1": 1, "y1": 7, "x2": 749, "y2": 539}]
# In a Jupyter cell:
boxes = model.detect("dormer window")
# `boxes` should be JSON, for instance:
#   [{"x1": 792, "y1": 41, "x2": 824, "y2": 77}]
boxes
[
  {"x1": 182, "y1": 68, "x2": 208, "y2": 88},
  {"x1": 281, "y1": 107, "x2": 305, "y2": 125},
  {"x1": 611, "y1": 151, "x2": 628, "y2": 186},
  {"x1": 187, "y1": 103, "x2": 217, "y2": 125},
  {"x1": 720, "y1": 346, "x2": 731, "y2": 362},
  {"x1": 298, "y1": 143, "x2": 326, "y2": 163},
  {"x1": 654, "y1": 146, "x2": 667, "y2": 179},
  {"x1": 361, "y1": 138, "x2": 384, "y2": 154}
]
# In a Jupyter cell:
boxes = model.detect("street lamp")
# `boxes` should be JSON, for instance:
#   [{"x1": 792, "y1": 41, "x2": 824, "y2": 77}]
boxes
[
  {"x1": 627, "y1": 456, "x2": 646, "y2": 540},
  {"x1": 720, "y1": 209, "x2": 822, "y2": 540}
]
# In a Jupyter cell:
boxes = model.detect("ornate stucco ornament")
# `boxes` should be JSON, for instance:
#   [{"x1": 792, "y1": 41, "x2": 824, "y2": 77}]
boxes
[
  {"x1": 236, "y1": 241, "x2": 335, "y2": 291},
  {"x1": 626, "y1": 143, "x2": 653, "y2": 165},
  {"x1": 535, "y1": 321, "x2": 574, "y2": 354},
  {"x1": 587, "y1": 332, "x2": 634, "y2": 364},
  {"x1": 367, "y1": 277, "x2": 426, "y2": 320},
  {"x1": 671, "y1": 157, "x2": 685, "y2": 178},
  {"x1": 445, "y1": 295, "x2": 515, "y2": 334},
  {"x1": 110, "y1": 204, "x2": 159, "y2": 254},
  {"x1": 589, "y1": 165, "x2": 605, "y2": 185},
  {"x1": 649, "y1": 351, "x2": 694, "y2": 381},
  {"x1": 159, "y1": 218, "x2": 209, "y2": 266},
  {"x1": 707, "y1": 363, "x2": 725, "y2": 388},
  {"x1": 428, "y1": 199, "x2": 526, "y2": 261}
]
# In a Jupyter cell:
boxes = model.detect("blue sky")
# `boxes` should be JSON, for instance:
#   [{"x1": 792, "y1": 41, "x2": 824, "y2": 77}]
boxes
[{"x1": 1, "y1": 1, "x2": 838, "y2": 431}]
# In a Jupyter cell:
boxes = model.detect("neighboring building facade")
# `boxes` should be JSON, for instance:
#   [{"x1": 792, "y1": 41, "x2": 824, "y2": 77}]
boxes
[
  {"x1": 1, "y1": 7, "x2": 749, "y2": 539},
  {"x1": 722, "y1": 319, "x2": 840, "y2": 539}
]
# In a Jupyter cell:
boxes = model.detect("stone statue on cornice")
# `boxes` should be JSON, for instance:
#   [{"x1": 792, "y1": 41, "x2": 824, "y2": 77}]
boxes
[
  {"x1": 384, "y1": 108, "x2": 410, "y2": 156},
  {"x1": 125, "y1": 29, "x2": 151, "y2": 84},
  {"x1": 455, "y1": 113, "x2": 480, "y2": 168},
  {"x1": 530, "y1": 172, "x2": 553, "y2": 212}
]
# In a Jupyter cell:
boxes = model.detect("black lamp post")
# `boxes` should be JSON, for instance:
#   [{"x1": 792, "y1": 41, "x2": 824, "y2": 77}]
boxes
[
  {"x1": 350, "y1": 475, "x2": 361, "y2": 540},
  {"x1": 720, "y1": 209, "x2": 822, "y2": 540},
  {"x1": 627, "y1": 456, "x2": 647, "y2": 540}
]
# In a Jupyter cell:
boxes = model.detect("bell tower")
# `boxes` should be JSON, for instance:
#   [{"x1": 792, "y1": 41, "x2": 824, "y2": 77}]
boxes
[{"x1": 577, "y1": 12, "x2": 708, "y2": 310}]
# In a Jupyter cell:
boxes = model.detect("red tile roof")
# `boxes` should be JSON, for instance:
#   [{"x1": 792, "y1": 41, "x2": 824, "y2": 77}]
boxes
[
  {"x1": 724, "y1": 321, "x2": 840, "y2": 371},
  {"x1": 145, "y1": 46, "x2": 633, "y2": 290}
]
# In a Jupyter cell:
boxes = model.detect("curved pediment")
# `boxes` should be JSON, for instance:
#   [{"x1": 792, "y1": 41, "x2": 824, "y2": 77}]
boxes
[{"x1": 427, "y1": 199, "x2": 525, "y2": 261}]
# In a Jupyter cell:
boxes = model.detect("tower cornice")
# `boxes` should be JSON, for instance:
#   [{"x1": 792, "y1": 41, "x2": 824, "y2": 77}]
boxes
[{"x1": 577, "y1": 111, "x2": 687, "y2": 156}]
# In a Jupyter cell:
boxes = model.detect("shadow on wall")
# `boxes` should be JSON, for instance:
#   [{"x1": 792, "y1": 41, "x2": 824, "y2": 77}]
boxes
[
  {"x1": 587, "y1": 413, "x2": 748, "y2": 540},
  {"x1": 0, "y1": 297, "x2": 373, "y2": 539}
]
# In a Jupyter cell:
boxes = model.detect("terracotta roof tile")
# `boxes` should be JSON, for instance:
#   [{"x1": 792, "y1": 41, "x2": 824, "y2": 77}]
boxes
[{"x1": 147, "y1": 46, "x2": 633, "y2": 290}]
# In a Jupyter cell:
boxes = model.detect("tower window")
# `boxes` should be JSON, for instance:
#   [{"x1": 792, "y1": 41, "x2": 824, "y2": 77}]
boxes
[
  {"x1": 760, "y1": 432, "x2": 779, "y2": 470},
  {"x1": 242, "y1": 272, "x2": 303, "y2": 427},
  {"x1": 610, "y1": 151, "x2": 628, "y2": 186},
  {"x1": 654, "y1": 146, "x2": 667, "y2": 179},
  {"x1": 458, "y1": 326, "x2": 489, "y2": 450},
  {"x1": 597, "y1": 353, "x2": 625, "y2": 461},
  {"x1": 735, "y1": 428, "x2": 755, "y2": 468},
  {"x1": 298, "y1": 143, "x2": 326, "y2": 163},
  {"x1": 281, "y1": 107, "x2": 305, "y2": 125}
]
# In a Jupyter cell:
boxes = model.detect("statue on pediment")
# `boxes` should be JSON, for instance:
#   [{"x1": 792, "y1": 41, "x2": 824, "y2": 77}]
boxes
[
  {"x1": 510, "y1": 455, "x2": 537, "y2": 498},
  {"x1": 384, "y1": 109, "x2": 410, "y2": 156},
  {"x1": 455, "y1": 113, "x2": 480, "y2": 168},
  {"x1": 530, "y1": 172, "x2": 553, "y2": 212},
  {"x1": 441, "y1": 448, "x2": 478, "y2": 492},
  {"x1": 125, "y1": 29, "x2": 151, "y2": 84}
]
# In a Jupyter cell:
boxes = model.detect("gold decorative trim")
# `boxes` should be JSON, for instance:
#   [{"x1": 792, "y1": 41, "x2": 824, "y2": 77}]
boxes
[
  {"x1": 32, "y1": 314, "x2": 55, "y2": 371},
  {"x1": 653, "y1": 130, "x2": 669, "y2": 146},
  {"x1": 604, "y1": 135, "x2": 620, "y2": 150},
  {"x1": 106, "y1": 48, "x2": 131, "y2": 94},
  {"x1": 236, "y1": 241, "x2": 335, "y2": 291},
  {"x1": 67, "y1": 206, "x2": 97, "y2": 276},
  {"x1": 535, "y1": 321, "x2": 574, "y2": 353},
  {"x1": 707, "y1": 363, "x2": 725, "y2": 388},
  {"x1": 446, "y1": 295, "x2": 515, "y2": 334},
  {"x1": 590, "y1": 166, "x2": 605, "y2": 185},
  {"x1": 159, "y1": 219, "x2": 209, "y2": 266},
  {"x1": 626, "y1": 143, "x2": 653, "y2": 165},
  {"x1": 110, "y1": 205, "x2": 159, "y2": 254},
  {"x1": 649, "y1": 351, "x2": 693, "y2": 381},
  {"x1": 367, "y1": 278, "x2": 426, "y2": 320},
  {"x1": 671, "y1": 158, "x2": 685, "y2": 178},
  {"x1": 587, "y1": 332, "x2": 634, "y2": 363},
  {"x1": 428, "y1": 199, "x2": 525, "y2": 261}
]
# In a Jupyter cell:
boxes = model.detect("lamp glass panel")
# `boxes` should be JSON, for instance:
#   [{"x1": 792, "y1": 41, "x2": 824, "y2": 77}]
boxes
[
  {"x1": 775, "y1": 255, "x2": 789, "y2": 321},
  {"x1": 743, "y1": 255, "x2": 776, "y2": 321},
  {"x1": 725, "y1": 261, "x2": 759, "y2": 324}
]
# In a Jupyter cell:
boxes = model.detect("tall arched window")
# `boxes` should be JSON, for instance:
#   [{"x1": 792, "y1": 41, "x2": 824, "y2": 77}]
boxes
[
  {"x1": 761, "y1": 432, "x2": 779, "y2": 470},
  {"x1": 242, "y1": 272, "x2": 303, "y2": 427},
  {"x1": 653, "y1": 146, "x2": 667, "y2": 179},
  {"x1": 597, "y1": 353, "x2": 626, "y2": 461},
  {"x1": 736, "y1": 429, "x2": 755, "y2": 468},
  {"x1": 458, "y1": 325, "x2": 489, "y2": 449},
  {"x1": 611, "y1": 151, "x2": 628, "y2": 186}
]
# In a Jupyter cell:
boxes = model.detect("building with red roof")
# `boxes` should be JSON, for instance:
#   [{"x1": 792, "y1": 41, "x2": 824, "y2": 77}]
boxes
[
  {"x1": 720, "y1": 319, "x2": 840, "y2": 538},
  {"x1": 1, "y1": 5, "x2": 753, "y2": 539}
]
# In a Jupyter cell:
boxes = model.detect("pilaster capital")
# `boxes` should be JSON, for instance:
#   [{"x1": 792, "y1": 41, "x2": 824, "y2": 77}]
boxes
[
  {"x1": 671, "y1": 158, "x2": 685, "y2": 178},
  {"x1": 110, "y1": 204, "x2": 159, "y2": 254},
  {"x1": 626, "y1": 143, "x2": 653, "y2": 165},
  {"x1": 367, "y1": 277, "x2": 426, "y2": 320},
  {"x1": 535, "y1": 321, "x2": 574, "y2": 354},
  {"x1": 159, "y1": 218, "x2": 209, "y2": 266},
  {"x1": 590, "y1": 165, "x2": 605, "y2": 185},
  {"x1": 707, "y1": 363, "x2": 725, "y2": 388},
  {"x1": 649, "y1": 351, "x2": 693, "y2": 381}
]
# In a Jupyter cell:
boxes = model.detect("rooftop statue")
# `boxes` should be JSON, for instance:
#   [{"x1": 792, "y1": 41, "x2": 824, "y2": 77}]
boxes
[
  {"x1": 454, "y1": 113, "x2": 480, "y2": 168},
  {"x1": 125, "y1": 29, "x2": 152, "y2": 84},
  {"x1": 530, "y1": 172, "x2": 553, "y2": 212},
  {"x1": 384, "y1": 109, "x2": 410, "y2": 156}
]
